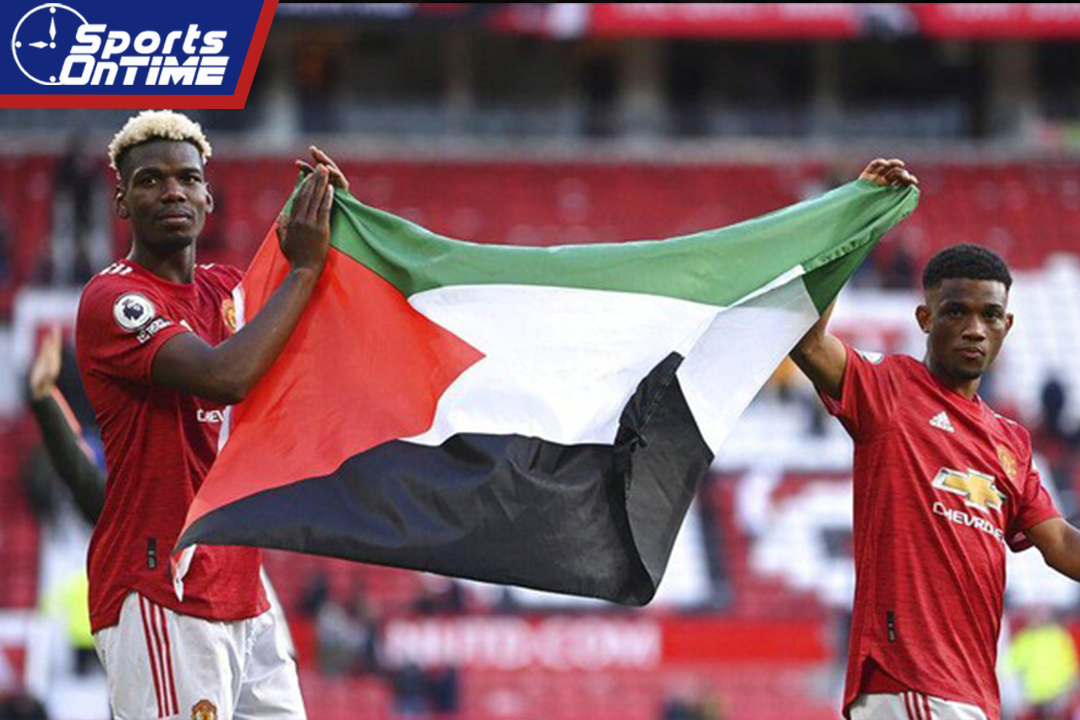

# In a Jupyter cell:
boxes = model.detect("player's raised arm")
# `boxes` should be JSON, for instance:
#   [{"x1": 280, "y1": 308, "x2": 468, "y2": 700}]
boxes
[
  {"x1": 789, "y1": 159, "x2": 919, "y2": 400},
  {"x1": 151, "y1": 164, "x2": 336, "y2": 404},
  {"x1": 28, "y1": 326, "x2": 106, "y2": 523},
  {"x1": 789, "y1": 301, "x2": 847, "y2": 400}
]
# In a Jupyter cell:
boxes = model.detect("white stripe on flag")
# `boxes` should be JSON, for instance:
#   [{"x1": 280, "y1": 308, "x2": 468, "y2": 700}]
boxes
[
  {"x1": 677, "y1": 270, "x2": 819, "y2": 454},
  {"x1": 401, "y1": 267, "x2": 817, "y2": 455},
  {"x1": 403, "y1": 284, "x2": 721, "y2": 447}
]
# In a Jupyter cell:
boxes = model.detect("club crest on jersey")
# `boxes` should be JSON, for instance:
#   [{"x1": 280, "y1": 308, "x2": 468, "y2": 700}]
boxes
[
  {"x1": 112, "y1": 293, "x2": 155, "y2": 331},
  {"x1": 191, "y1": 699, "x2": 217, "y2": 720},
  {"x1": 996, "y1": 445, "x2": 1019, "y2": 481},
  {"x1": 221, "y1": 298, "x2": 237, "y2": 333},
  {"x1": 932, "y1": 467, "x2": 1005, "y2": 513}
]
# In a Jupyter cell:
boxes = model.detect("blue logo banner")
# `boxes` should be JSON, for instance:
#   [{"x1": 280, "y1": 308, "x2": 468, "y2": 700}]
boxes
[{"x1": 2, "y1": 0, "x2": 267, "y2": 97}]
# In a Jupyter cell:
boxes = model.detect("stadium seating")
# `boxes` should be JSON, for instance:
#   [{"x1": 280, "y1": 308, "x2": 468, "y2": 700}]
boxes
[
  {"x1": 4, "y1": 156, "x2": 1080, "y2": 318},
  {"x1": 0, "y1": 156, "x2": 55, "y2": 317},
  {"x1": 292, "y1": 662, "x2": 840, "y2": 720},
  {"x1": 0, "y1": 418, "x2": 42, "y2": 609},
  {"x1": 260, "y1": 551, "x2": 425, "y2": 619}
]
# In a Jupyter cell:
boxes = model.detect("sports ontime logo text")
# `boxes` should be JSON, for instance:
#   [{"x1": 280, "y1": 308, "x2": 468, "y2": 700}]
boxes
[{"x1": 12, "y1": 3, "x2": 229, "y2": 87}]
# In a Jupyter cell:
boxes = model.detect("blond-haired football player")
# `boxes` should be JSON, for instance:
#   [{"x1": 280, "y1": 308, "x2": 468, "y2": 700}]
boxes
[{"x1": 76, "y1": 110, "x2": 347, "y2": 720}]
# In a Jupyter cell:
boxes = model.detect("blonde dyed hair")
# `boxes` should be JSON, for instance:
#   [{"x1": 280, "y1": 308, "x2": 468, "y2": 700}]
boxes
[{"x1": 107, "y1": 110, "x2": 212, "y2": 177}]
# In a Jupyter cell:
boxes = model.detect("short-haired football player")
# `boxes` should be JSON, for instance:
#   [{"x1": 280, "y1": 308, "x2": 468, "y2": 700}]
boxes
[{"x1": 791, "y1": 159, "x2": 1080, "y2": 720}]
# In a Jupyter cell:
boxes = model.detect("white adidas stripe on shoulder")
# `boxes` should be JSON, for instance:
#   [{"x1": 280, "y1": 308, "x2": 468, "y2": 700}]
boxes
[
  {"x1": 992, "y1": 411, "x2": 1020, "y2": 427},
  {"x1": 99, "y1": 261, "x2": 133, "y2": 277},
  {"x1": 854, "y1": 348, "x2": 885, "y2": 365}
]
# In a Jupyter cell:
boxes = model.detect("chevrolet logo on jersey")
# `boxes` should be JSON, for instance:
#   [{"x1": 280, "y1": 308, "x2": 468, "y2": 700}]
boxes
[{"x1": 932, "y1": 468, "x2": 1005, "y2": 513}]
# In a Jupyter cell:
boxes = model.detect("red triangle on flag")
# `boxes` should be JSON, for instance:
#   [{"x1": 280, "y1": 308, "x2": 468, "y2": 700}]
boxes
[{"x1": 184, "y1": 229, "x2": 484, "y2": 531}]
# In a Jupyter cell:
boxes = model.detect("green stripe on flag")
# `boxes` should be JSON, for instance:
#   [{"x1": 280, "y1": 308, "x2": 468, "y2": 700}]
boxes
[
  {"x1": 315, "y1": 178, "x2": 917, "y2": 308},
  {"x1": 802, "y1": 241, "x2": 879, "y2": 316}
]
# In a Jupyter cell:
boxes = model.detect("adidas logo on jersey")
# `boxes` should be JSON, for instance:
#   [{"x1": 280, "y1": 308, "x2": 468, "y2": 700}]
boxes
[{"x1": 929, "y1": 411, "x2": 955, "y2": 433}]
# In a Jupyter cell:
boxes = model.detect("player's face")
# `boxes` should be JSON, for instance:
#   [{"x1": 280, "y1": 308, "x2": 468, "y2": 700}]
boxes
[
  {"x1": 918, "y1": 278, "x2": 1013, "y2": 382},
  {"x1": 116, "y1": 140, "x2": 212, "y2": 254}
]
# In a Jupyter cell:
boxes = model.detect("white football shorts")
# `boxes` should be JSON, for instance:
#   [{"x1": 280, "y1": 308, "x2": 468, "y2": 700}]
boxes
[
  {"x1": 94, "y1": 592, "x2": 305, "y2": 720},
  {"x1": 849, "y1": 692, "x2": 988, "y2": 720}
]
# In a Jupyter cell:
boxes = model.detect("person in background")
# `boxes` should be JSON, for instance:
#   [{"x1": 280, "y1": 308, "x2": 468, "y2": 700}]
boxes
[{"x1": 1004, "y1": 606, "x2": 1078, "y2": 720}]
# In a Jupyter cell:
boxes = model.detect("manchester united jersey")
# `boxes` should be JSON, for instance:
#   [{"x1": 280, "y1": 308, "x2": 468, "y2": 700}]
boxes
[
  {"x1": 823, "y1": 345, "x2": 1059, "y2": 720},
  {"x1": 76, "y1": 259, "x2": 268, "y2": 632}
]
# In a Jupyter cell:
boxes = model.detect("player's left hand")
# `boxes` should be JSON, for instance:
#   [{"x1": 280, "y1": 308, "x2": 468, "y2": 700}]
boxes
[
  {"x1": 859, "y1": 158, "x2": 919, "y2": 187},
  {"x1": 295, "y1": 146, "x2": 350, "y2": 193},
  {"x1": 29, "y1": 325, "x2": 63, "y2": 401}
]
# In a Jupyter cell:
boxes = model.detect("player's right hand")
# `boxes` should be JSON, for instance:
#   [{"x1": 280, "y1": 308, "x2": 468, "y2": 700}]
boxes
[
  {"x1": 277, "y1": 165, "x2": 333, "y2": 275},
  {"x1": 296, "y1": 146, "x2": 350, "y2": 193},
  {"x1": 859, "y1": 158, "x2": 919, "y2": 187}
]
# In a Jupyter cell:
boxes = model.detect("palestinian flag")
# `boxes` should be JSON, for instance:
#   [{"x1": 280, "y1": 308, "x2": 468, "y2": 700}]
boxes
[{"x1": 176, "y1": 179, "x2": 918, "y2": 606}]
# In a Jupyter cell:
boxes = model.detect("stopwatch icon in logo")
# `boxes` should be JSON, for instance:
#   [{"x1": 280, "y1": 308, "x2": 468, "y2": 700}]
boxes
[{"x1": 12, "y1": 3, "x2": 88, "y2": 86}]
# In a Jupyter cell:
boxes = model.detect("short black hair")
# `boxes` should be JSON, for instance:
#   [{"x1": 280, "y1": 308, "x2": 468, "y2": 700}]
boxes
[{"x1": 922, "y1": 243, "x2": 1012, "y2": 291}]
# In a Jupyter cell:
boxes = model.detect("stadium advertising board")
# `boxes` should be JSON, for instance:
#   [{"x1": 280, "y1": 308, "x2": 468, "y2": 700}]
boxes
[
  {"x1": 273, "y1": 3, "x2": 503, "y2": 26},
  {"x1": 587, "y1": 3, "x2": 1080, "y2": 38},
  {"x1": 588, "y1": 3, "x2": 863, "y2": 38},
  {"x1": 1, "y1": 0, "x2": 276, "y2": 108},
  {"x1": 911, "y1": 3, "x2": 1080, "y2": 37},
  {"x1": 381, "y1": 616, "x2": 828, "y2": 670}
]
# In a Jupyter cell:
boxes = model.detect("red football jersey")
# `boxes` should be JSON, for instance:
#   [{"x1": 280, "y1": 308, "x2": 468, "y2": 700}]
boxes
[
  {"x1": 822, "y1": 345, "x2": 1059, "y2": 720},
  {"x1": 75, "y1": 259, "x2": 268, "y2": 632}
]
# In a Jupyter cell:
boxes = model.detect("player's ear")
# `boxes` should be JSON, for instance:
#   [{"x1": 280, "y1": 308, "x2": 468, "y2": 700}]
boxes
[
  {"x1": 115, "y1": 184, "x2": 129, "y2": 220},
  {"x1": 915, "y1": 304, "x2": 931, "y2": 333},
  {"x1": 205, "y1": 182, "x2": 214, "y2": 215},
  {"x1": 1005, "y1": 312, "x2": 1015, "y2": 336}
]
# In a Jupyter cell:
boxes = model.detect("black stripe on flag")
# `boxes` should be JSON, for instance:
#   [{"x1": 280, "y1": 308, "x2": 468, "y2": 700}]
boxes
[{"x1": 181, "y1": 353, "x2": 712, "y2": 605}]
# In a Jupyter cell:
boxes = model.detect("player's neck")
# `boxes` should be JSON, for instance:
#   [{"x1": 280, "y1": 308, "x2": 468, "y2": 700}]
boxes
[
  {"x1": 924, "y1": 356, "x2": 980, "y2": 400},
  {"x1": 128, "y1": 243, "x2": 196, "y2": 284}
]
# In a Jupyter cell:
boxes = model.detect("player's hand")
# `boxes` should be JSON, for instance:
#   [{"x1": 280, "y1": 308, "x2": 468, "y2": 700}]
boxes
[
  {"x1": 277, "y1": 166, "x2": 333, "y2": 275},
  {"x1": 29, "y1": 325, "x2": 63, "y2": 401},
  {"x1": 859, "y1": 158, "x2": 918, "y2": 187},
  {"x1": 295, "y1": 146, "x2": 350, "y2": 193}
]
